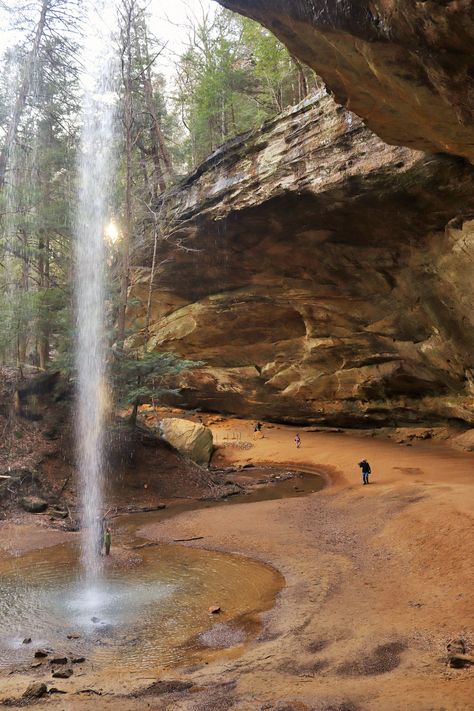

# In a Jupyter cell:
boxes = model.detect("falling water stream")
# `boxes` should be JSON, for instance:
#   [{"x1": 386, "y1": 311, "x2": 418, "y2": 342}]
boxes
[
  {"x1": 0, "y1": 1, "x2": 331, "y2": 692},
  {"x1": 75, "y1": 2, "x2": 116, "y2": 588}
]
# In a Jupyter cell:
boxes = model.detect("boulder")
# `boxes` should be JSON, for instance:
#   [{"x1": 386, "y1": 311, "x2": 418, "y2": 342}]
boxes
[
  {"x1": 20, "y1": 496, "x2": 48, "y2": 513},
  {"x1": 49, "y1": 657, "x2": 68, "y2": 665},
  {"x1": 22, "y1": 682, "x2": 47, "y2": 699},
  {"x1": 52, "y1": 668, "x2": 73, "y2": 679},
  {"x1": 34, "y1": 649, "x2": 50, "y2": 658},
  {"x1": 160, "y1": 419, "x2": 213, "y2": 466},
  {"x1": 451, "y1": 430, "x2": 474, "y2": 452}
]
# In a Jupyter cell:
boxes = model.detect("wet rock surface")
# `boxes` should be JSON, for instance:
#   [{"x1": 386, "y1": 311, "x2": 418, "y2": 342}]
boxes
[
  {"x1": 33, "y1": 650, "x2": 49, "y2": 658},
  {"x1": 336, "y1": 641, "x2": 407, "y2": 677},
  {"x1": 133, "y1": 679, "x2": 194, "y2": 697},
  {"x1": 199, "y1": 623, "x2": 246, "y2": 649}
]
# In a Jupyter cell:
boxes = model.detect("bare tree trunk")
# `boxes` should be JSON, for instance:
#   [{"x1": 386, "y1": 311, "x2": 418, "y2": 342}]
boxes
[
  {"x1": 141, "y1": 26, "x2": 175, "y2": 192},
  {"x1": 117, "y1": 0, "x2": 135, "y2": 344},
  {"x1": 18, "y1": 228, "x2": 29, "y2": 363},
  {"x1": 291, "y1": 55, "x2": 308, "y2": 102},
  {"x1": 0, "y1": 0, "x2": 49, "y2": 190},
  {"x1": 144, "y1": 208, "x2": 160, "y2": 346},
  {"x1": 38, "y1": 231, "x2": 50, "y2": 369},
  {"x1": 129, "y1": 396, "x2": 139, "y2": 426}
]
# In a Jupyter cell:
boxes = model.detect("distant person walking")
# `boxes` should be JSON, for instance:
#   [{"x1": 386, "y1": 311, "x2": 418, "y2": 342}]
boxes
[
  {"x1": 254, "y1": 422, "x2": 263, "y2": 439},
  {"x1": 358, "y1": 459, "x2": 371, "y2": 485},
  {"x1": 295, "y1": 433, "x2": 301, "y2": 448},
  {"x1": 104, "y1": 527, "x2": 111, "y2": 556}
]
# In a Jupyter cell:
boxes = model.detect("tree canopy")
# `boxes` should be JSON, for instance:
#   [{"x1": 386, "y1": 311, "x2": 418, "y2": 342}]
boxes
[{"x1": 0, "y1": 0, "x2": 317, "y2": 412}]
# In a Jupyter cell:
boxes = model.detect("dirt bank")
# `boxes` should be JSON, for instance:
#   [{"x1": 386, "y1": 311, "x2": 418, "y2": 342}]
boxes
[{"x1": 2, "y1": 418, "x2": 474, "y2": 710}]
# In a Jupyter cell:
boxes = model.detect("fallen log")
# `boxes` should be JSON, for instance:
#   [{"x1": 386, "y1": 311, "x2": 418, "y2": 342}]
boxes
[{"x1": 173, "y1": 536, "x2": 204, "y2": 542}]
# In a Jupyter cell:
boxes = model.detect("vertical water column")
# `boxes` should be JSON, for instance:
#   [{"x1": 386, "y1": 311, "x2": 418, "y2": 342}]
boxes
[{"x1": 75, "y1": 1, "x2": 116, "y2": 585}]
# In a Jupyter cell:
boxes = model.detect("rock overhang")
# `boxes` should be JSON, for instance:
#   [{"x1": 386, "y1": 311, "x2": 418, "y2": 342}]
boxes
[
  {"x1": 128, "y1": 91, "x2": 474, "y2": 426},
  {"x1": 216, "y1": 0, "x2": 474, "y2": 163}
]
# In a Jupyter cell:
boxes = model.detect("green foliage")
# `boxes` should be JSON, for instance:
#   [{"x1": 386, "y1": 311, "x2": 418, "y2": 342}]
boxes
[
  {"x1": 111, "y1": 348, "x2": 204, "y2": 423},
  {"x1": 0, "y1": 1, "x2": 317, "y2": 411},
  {"x1": 175, "y1": 8, "x2": 319, "y2": 167},
  {"x1": 0, "y1": 7, "x2": 79, "y2": 368}
]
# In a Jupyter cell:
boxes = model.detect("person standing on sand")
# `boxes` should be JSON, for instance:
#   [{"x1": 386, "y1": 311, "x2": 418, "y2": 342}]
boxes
[
  {"x1": 358, "y1": 459, "x2": 371, "y2": 485},
  {"x1": 96, "y1": 517, "x2": 105, "y2": 556},
  {"x1": 254, "y1": 422, "x2": 263, "y2": 438},
  {"x1": 295, "y1": 433, "x2": 301, "y2": 448},
  {"x1": 104, "y1": 527, "x2": 111, "y2": 556}
]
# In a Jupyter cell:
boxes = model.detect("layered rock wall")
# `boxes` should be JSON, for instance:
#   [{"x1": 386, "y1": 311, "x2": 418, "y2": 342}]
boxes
[
  {"x1": 217, "y1": 0, "x2": 474, "y2": 163},
  {"x1": 129, "y1": 92, "x2": 474, "y2": 426}
]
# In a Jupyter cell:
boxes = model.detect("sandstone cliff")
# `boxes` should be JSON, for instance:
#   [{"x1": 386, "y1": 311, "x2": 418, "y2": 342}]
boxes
[
  {"x1": 216, "y1": 0, "x2": 474, "y2": 163},
  {"x1": 129, "y1": 92, "x2": 474, "y2": 426}
]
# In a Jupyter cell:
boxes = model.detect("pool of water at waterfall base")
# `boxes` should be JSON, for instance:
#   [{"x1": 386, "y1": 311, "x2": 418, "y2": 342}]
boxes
[
  {"x1": 0, "y1": 541, "x2": 284, "y2": 673},
  {"x1": 0, "y1": 469, "x2": 322, "y2": 675}
]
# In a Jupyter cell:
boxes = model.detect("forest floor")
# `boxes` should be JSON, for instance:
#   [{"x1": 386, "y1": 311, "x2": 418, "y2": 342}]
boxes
[{"x1": 1, "y1": 415, "x2": 474, "y2": 710}]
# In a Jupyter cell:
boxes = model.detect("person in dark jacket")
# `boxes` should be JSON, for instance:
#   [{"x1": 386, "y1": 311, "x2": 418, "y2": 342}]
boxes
[
  {"x1": 358, "y1": 459, "x2": 371, "y2": 485},
  {"x1": 104, "y1": 527, "x2": 111, "y2": 556}
]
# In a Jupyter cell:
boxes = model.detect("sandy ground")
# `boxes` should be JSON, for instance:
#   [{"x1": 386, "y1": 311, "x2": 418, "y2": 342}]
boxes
[{"x1": 2, "y1": 419, "x2": 474, "y2": 710}]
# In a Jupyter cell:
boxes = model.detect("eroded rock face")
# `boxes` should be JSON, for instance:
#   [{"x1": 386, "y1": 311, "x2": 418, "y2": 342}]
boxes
[
  {"x1": 216, "y1": 0, "x2": 474, "y2": 162},
  {"x1": 129, "y1": 93, "x2": 474, "y2": 426}
]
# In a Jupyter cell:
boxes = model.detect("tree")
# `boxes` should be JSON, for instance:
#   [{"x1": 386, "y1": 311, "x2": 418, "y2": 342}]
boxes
[
  {"x1": 0, "y1": 0, "x2": 80, "y2": 190},
  {"x1": 116, "y1": 0, "x2": 177, "y2": 343},
  {"x1": 0, "y1": 0, "x2": 80, "y2": 368},
  {"x1": 0, "y1": 0, "x2": 49, "y2": 190},
  {"x1": 175, "y1": 7, "x2": 320, "y2": 168},
  {"x1": 111, "y1": 349, "x2": 203, "y2": 426}
]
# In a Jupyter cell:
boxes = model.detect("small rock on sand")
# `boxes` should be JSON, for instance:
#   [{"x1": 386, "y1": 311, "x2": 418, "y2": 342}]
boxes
[
  {"x1": 208, "y1": 605, "x2": 221, "y2": 614},
  {"x1": 34, "y1": 649, "x2": 50, "y2": 658},
  {"x1": 20, "y1": 496, "x2": 48, "y2": 513},
  {"x1": 72, "y1": 657, "x2": 85, "y2": 664},
  {"x1": 22, "y1": 638, "x2": 32, "y2": 644},
  {"x1": 22, "y1": 682, "x2": 47, "y2": 699},
  {"x1": 52, "y1": 668, "x2": 73, "y2": 679},
  {"x1": 49, "y1": 657, "x2": 68, "y2": 665}
]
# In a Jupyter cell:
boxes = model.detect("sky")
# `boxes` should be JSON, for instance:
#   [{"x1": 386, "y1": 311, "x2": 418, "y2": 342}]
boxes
[
  {"x1": 0, "y1": 0, "x2": 217, "y2": 80},
  {"x1": 149, "y1": 0, "x2": 216, "y2": 77},
  {"x1": 152, "y1": 0, "x2": 215, "y2": 52}
]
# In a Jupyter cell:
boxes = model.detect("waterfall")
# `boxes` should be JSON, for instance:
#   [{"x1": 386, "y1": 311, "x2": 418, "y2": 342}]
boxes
[{"x1": 75, "y1": 1, "x2": 117, "y2": 587}]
